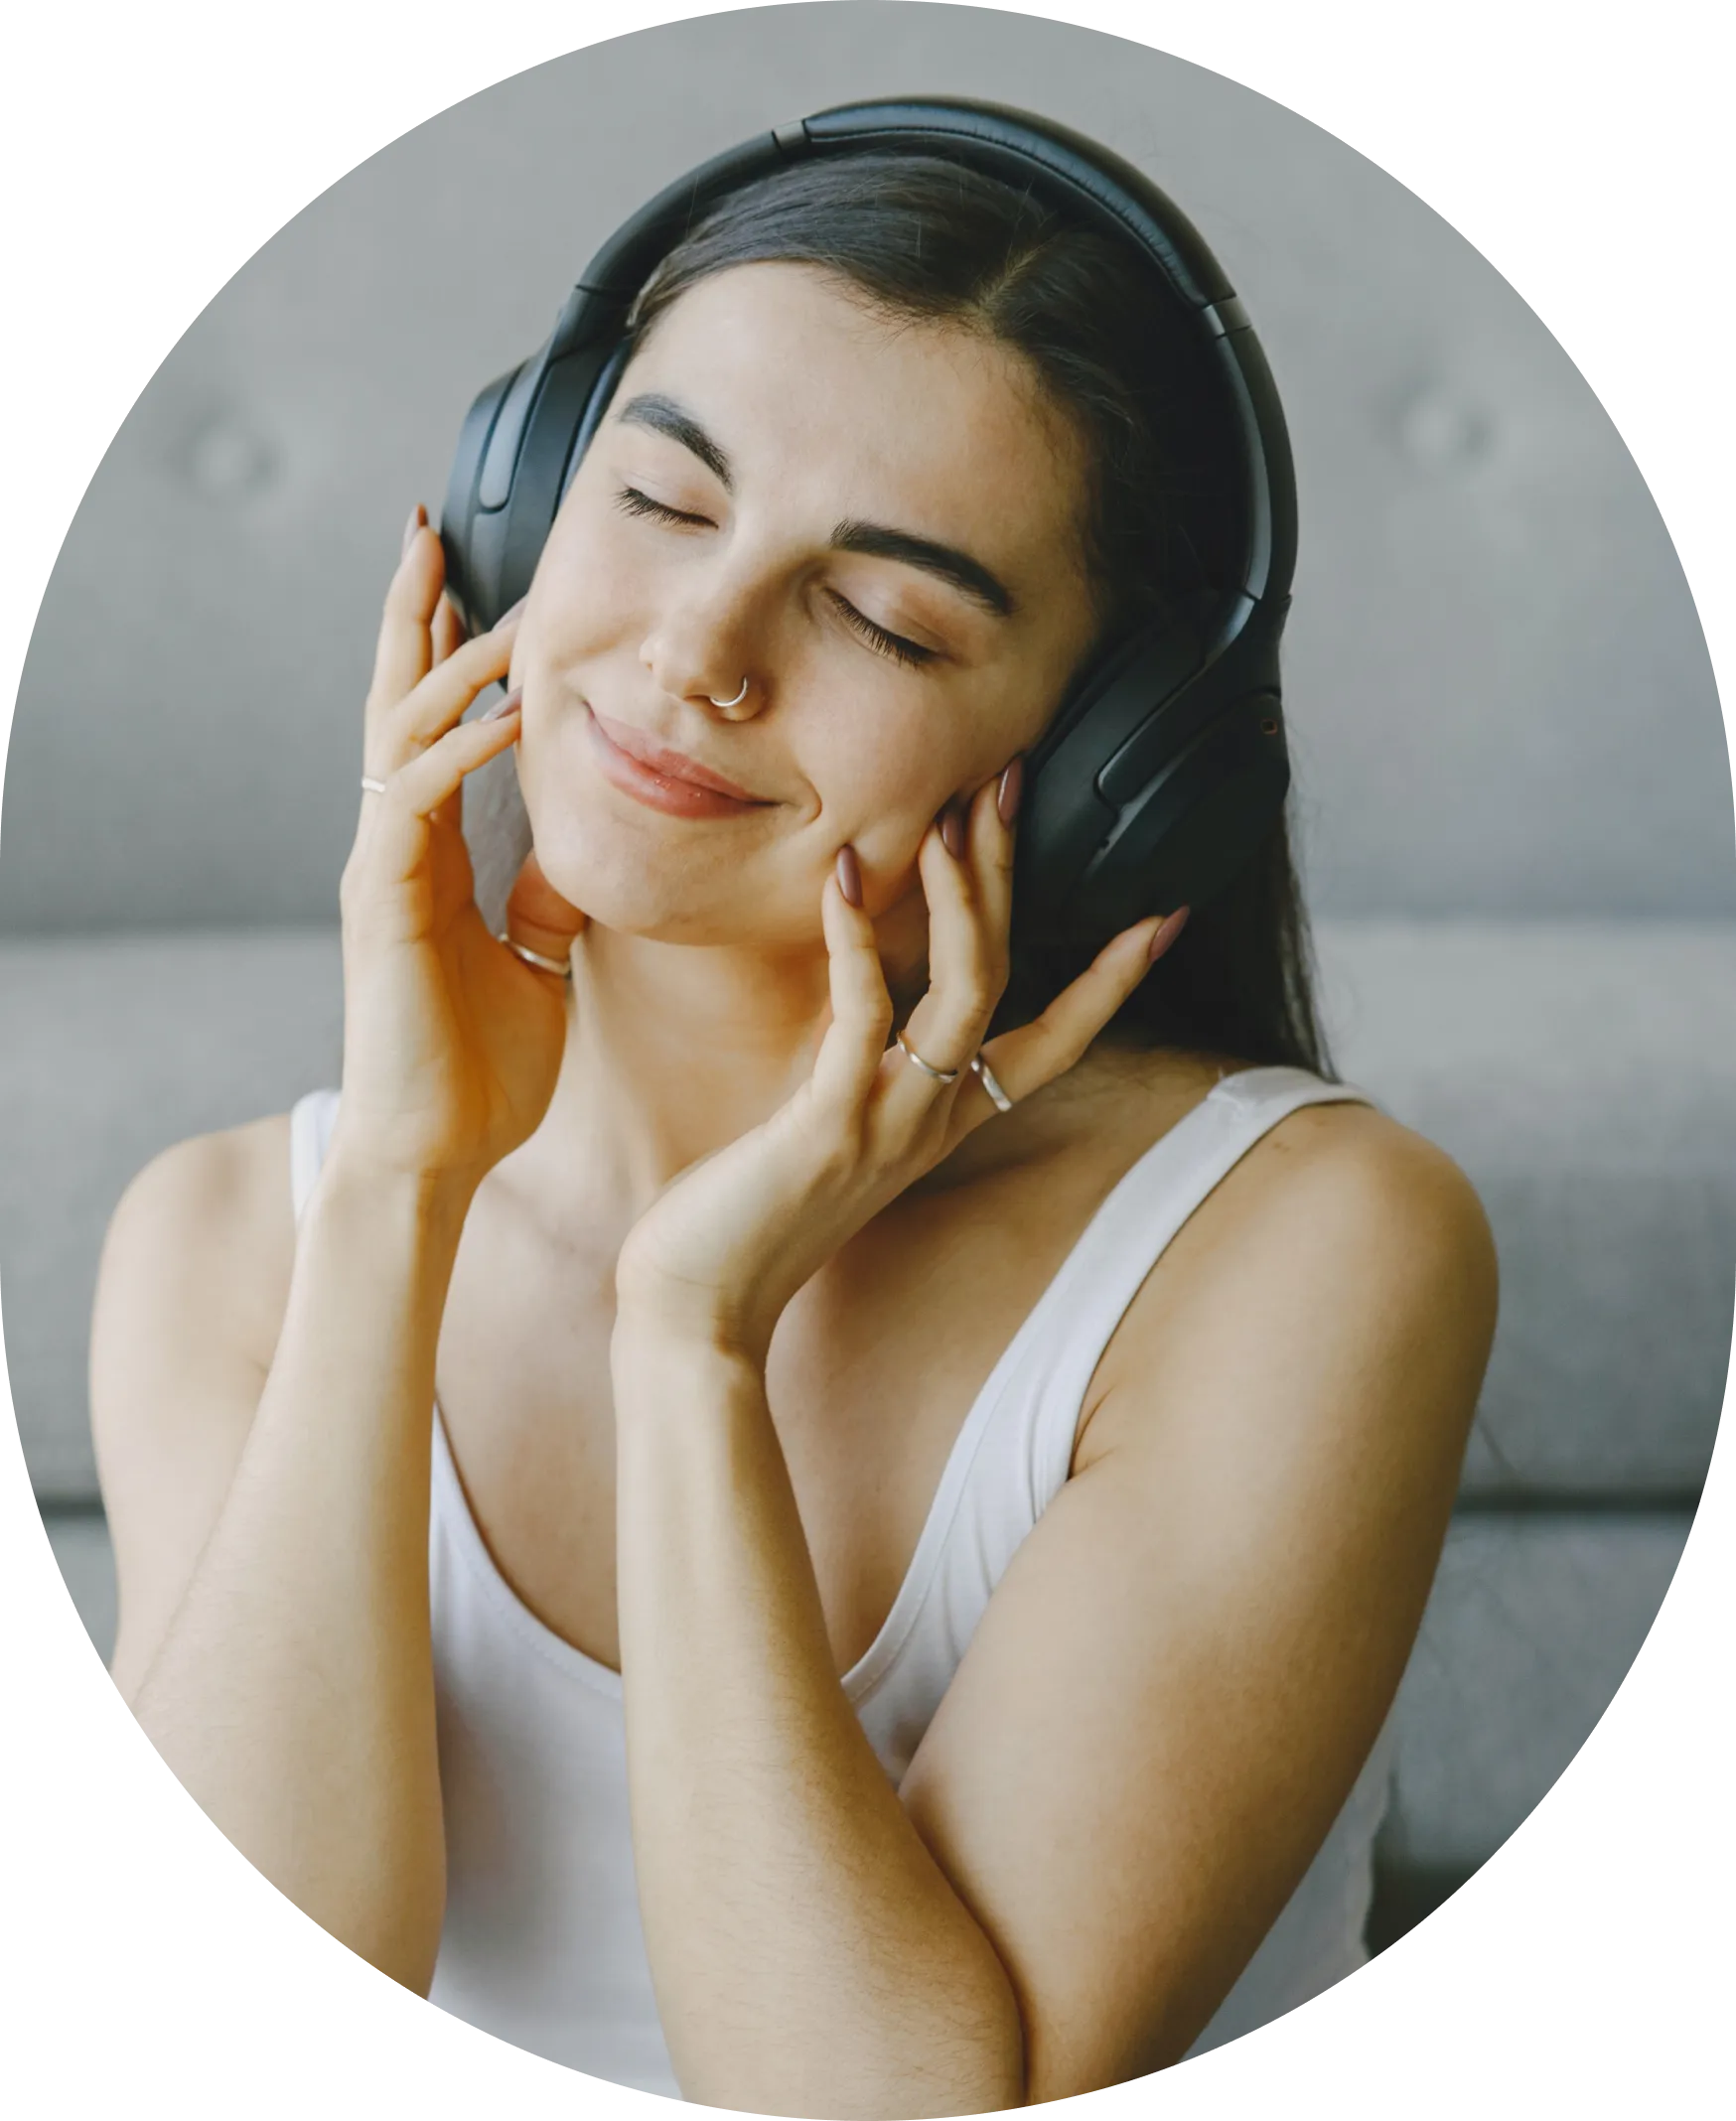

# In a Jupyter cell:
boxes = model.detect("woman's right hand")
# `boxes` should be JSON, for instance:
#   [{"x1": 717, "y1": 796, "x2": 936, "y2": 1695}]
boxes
[{"x1": 331, "y1": 507, "x2": 586, "y2": 1196}]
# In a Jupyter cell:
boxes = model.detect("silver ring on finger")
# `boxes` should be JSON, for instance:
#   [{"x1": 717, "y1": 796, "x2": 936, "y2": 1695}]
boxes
[
  {"x1": 498, "y1": 931, "x2": 573, "y2": 980},
  {"x1": 360, "y1": 776, "x2": 387, "y2": 795},
  {"x1": 970, "y1": 1053, "x2": 1014, "y2": 1113},
  {"x1": 896, "y1": 1032, "x2": 960, "y2": 1084}
]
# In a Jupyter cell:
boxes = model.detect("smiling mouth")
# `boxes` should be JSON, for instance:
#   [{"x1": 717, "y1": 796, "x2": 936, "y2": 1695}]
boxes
[
  {"x1": 590, "y1": 704, "x2": 764, "y2": 801},
  {"x1": 577, "y1": 704, "x2": 772, "y2": 818}
]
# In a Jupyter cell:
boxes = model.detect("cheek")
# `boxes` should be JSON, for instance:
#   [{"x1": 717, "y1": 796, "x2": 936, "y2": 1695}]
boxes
[
  {"x1": 529, "y1": 503, "x2": 645, "y2": 653},
  {"x1": 802, "y1": 708, "x2": 958, "y2": 854}
]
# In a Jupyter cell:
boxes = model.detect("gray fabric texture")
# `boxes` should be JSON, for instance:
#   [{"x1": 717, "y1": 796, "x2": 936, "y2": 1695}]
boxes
[{"x1": 1382, "y1": 1511, "x2": 1692, "y2": 1871}]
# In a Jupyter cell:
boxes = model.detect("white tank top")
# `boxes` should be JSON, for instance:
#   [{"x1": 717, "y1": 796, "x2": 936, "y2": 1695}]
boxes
[{"x1": 289, "y1": 1065, "x2": 1399, "y2": 2096}]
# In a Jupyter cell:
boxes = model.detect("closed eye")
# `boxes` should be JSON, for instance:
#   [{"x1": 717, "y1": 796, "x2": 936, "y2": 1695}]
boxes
[
  {"x1": 614, "y1": 484, "x2": 714, "y2": 528},
  {"x1": 825, "y1": 590, "x2": 939, "y2": 671}
]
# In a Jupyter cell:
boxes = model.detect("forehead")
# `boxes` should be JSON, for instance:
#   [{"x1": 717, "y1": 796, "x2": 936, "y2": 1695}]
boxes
[{"x1": 622, "y1": 262, "x2": 1092, "y2": 590}]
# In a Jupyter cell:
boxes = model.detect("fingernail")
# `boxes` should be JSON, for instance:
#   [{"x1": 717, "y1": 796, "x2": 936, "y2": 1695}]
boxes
[
  {"x1": 1147, "y1": 906, "x2": 1191, "y2": 962},
  {"x1": 836, "y1": 845, "x2": 863, "y2": 909},
  {"x1": 996, "y1": 755, "x2": 1025, "y2": 827},
  {"x1": 940, "y1": 800, "x2": 968, "y2": 860},
  {"x1": 481, "y1": 685, "x2": 523, "y2": 723},
  {"x1": 495, "y1": 595, "x2": 528, "y2": 630},
  {"x1": 401, "y1": 502, "x2": 426, "y2": 557}
]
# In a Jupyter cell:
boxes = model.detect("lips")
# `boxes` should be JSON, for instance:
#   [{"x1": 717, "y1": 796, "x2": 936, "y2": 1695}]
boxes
[{"x1": 588, "y1": 709, "x2": 765, "y2": 800}]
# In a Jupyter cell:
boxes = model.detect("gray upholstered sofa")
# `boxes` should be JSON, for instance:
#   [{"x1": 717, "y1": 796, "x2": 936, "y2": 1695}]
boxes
[{"x1": 3, "y1": 6, "x2": 1729, "y2": 1972}]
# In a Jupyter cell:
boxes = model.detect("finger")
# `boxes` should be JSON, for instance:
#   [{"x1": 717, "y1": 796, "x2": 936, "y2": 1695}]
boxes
[
  {"x1": 372, "y1": 622, "x2": 521, "y2": 775},
  {"x1": 953, "y1": 908, "x2": 1190, "y2": 1134},
  {"x1": 427, "y1": 588, "x2": 475, "y2": 836},
  {"x1": 959, "y1": 768, "x2": 1015, "y2": 1014},
  {"x1": 973, "y1": 756, "x2": 1020, "y2": 950},
  {"x1": 502, "y1": 849, "x2": 587, "y2": 976},
  {"x1": 808, "y1": 857, "x2": 894, "y2": 1113},
  {"x1": 431, "y1": 591, "x2": 467, "y2": 667},
  {"x1": 362, "y1": 700, "x2": 524, "y2": 881},
  {"x1": 365, "y1": 504, "x2": 442, "y2": 721},
  {"x1": 895, "y1": 811, "x2": 1001, "y2": 1098}
]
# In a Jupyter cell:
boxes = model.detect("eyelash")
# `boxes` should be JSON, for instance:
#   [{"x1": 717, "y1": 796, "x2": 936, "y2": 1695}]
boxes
[{"x1": 611, "y1": 485, "x2": 939, "y2": 672}]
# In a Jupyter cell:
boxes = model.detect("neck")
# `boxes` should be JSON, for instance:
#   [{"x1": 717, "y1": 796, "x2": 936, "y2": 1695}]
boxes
[
  {"x1": 494, "y1": 918, "x2": 1218, "y2": 1241},
  {"x1": 488, "y1": 912, "x2": 925, "y2": 1238}
]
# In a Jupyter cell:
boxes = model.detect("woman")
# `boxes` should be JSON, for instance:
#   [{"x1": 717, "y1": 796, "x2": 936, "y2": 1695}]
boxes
[{"x1": 89, "y1": 139, "x2": 1498, "y2": 2116}]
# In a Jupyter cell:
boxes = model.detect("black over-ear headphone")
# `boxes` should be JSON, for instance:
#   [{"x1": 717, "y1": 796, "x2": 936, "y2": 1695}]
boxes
[{"x1": 441, "y1": 97, "x2": 1295, "y2": 948}]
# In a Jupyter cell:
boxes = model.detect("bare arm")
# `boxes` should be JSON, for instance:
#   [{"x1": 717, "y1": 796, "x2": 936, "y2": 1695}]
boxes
[
  {"x1": 94, "y1": 1124, "x2": 468, "y2": 1990},
  {"x1": 89, "y1": 517, "x2": 582, "y2": 1990}
]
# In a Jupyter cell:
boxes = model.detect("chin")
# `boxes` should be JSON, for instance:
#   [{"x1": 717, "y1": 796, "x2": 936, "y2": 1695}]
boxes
[
  {"x1": 518, "y1": 751, "x2": 683, "y2": 924},
  {"x1": 531, "y1": 812, "x2": 690, "y2": 935},
  {"x1": 519, "y1": 768, "x2": 823, "y2": 949}
]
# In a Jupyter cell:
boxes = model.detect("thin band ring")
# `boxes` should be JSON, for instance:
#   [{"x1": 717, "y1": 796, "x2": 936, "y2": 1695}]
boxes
[
  {"x1": 896, "y1": 1032, "x2": 960, "y2": 1084},
  {"x1": 494, "y1": 932, "x2": 572, "y2": 979},
  {"x1": 970, "y1": 1054, "x2": 1014, "y2": 1113},
  {"x1": 360, "y1": 776, "x2": 387, "y2": 795},
  {"x1": 707, "y1": 676, "x2": 750, "y2": 709}
]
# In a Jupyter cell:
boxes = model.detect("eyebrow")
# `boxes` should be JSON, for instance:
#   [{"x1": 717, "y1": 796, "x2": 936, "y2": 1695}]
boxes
[
  {"x1": 615, "y1": 392, "x2": 1017, "y2": 622},
  {"x1": 830, "y1": 520, "x2": 1015, "y2": 620},
  {"x1": 617, "y1": 393, "x2": 734, "y2": 489}
]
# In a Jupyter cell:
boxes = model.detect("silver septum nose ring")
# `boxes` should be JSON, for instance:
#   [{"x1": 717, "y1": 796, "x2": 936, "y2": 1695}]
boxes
[{"x1": 707, "y1": 676, "x2": 751, "y2": 709}]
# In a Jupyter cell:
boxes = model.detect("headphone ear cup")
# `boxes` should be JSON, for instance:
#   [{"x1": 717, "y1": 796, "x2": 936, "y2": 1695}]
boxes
[
  {"x1": 440, "y1": 361, "x2": 526, "y2": 636},
  {"x1": 497, "y1": 339, "x2": 623, "y2": 607},
  {"x1": 1015, "y1": 614, "x2": 1207, "y2": 931},
  {"x1": 1074, "y1": 691, "x2": 1289, "y2": 935},
  {"x1": 440, "y1": 323, "x2": 628, "y2": 637},
  {"x1": 561, "y1": 342, "x2": 632, "y2": 505}
]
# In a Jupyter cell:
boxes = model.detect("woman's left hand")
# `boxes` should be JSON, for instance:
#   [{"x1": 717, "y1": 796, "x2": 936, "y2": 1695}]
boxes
[{"x1": 613, "y1": 768, "x2": 1191, "y2": 1363}]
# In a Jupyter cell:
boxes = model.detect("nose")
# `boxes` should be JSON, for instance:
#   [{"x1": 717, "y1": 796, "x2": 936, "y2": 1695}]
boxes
[{"x1": 639, "y1": 576, "x2": 766, "y2": 723}]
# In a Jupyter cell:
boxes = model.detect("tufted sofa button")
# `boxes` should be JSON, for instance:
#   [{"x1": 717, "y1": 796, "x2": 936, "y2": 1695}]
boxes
[
  {"x1": 182, "y1": 411, "x2": 277, "y2": 499},
  {"x1": 1397, "y1": 386, "x2": 1494, "y2": 467}
]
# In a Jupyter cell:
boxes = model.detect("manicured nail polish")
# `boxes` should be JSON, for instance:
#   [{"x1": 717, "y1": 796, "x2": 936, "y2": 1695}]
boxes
[
  {"x1": 481, "y1": 686, "x2": 523, "y2": 723},
  {"x1": 1148, "y1": 905, "x2": 1191, "y2": 961},
  {"x1": 940, "y1": 800, "x2": 968, "y2": 860},
  {"x1": 402, "y1": 503, "x2": 426, "y2": 557},
  {"x1": 996, "y1": 755, "x2": 1025, "y2": 826},
  {"x1": 836, "y1": 845, "x2": 863, "y2": 908}
]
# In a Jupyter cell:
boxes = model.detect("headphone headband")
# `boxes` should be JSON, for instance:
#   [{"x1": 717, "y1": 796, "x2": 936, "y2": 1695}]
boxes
[{"x1": 441, "y1": 96, "x2": 1296, "y2": 946}]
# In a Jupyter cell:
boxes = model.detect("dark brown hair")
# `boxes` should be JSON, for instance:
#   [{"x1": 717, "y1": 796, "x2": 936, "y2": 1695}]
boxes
[{"x1": 630, "y1": 152, "x2": 1335, "y2": 1075}]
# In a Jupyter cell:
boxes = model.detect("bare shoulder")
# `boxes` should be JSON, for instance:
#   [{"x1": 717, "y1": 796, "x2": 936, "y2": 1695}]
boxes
[
  {"x1": 92, "y1": 1113, "x2": 300, "y2": 1688},
  {"x1": 1084, "y1": 1089, "x2": 1499, "y2": 1474},
  {"x1": 95, "y1": 1113, "x2": 299, "y2": 1370},
  {"x1": 1144, "y1": 1088, "x2": 1495, "y2": 1332},
  {"x1": 1230, "y1": 1095, "x2": 1500, "y2": 1404},
  {"x1": 1256, "y1": 1094, "x2": 1485, "y2": 1212},
  {"x1": 1230, "y1": 1094, "x2": 1496, "y2": 1266}
]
